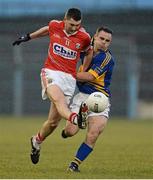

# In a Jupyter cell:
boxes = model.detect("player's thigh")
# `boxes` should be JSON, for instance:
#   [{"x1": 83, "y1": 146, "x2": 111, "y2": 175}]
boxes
[
  {"x1": 87, "y1": 115, "x2": 108, "y2": 134},
  {"x1": 47, "y1": 84, "x2": 66, "y2": 103},
  {"x1": 47, "y1": 84, "x2": 72, "y2": 108}
]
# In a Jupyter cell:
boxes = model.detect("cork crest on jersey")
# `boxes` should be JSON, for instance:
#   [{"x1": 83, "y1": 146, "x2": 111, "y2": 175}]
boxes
[{"x1": 53, "y1": 43, "x2": 77, "y2": 60}]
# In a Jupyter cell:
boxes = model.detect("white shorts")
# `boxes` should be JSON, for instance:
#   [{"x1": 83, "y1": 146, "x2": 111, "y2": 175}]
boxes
[
  {"x1": 40, "y1": 68, "x2": 76, "y2": 104},
  {"x1": 70, "y1": 92, "x2": 111, "y2": 119}
]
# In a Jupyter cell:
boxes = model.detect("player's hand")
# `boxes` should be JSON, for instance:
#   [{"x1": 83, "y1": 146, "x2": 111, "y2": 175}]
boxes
[{"x1": 12, "y1": 34, "x2": 31, "y2": 46}]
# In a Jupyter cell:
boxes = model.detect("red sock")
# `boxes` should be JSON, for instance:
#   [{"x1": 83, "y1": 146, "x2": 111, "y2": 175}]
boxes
[
  {"x1": 35, "y1": 132, "x2": 45, "y2": 143},
  {"x1": 68, "y1": 112, "x2": 77, "y2": 124}
]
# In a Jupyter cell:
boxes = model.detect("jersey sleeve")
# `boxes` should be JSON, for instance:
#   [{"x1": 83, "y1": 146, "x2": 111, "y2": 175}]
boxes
[
  {"x1": 88, "y1": 53, "x2": 114, "y2": 79},
  {"x1": 81, "y1": 32, "x2": 91, "y2": 53},
  {"x1": 84, "y1": 37, "x2": 92, "y2": 53},
  {"x1": 48, "y1": 20, "x2": 59, "y2": 34}
]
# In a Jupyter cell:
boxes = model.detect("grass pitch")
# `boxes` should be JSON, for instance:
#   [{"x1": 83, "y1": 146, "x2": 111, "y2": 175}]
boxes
[{"x1": 0, "y1": 116, "x2": 152, "y2": 179}]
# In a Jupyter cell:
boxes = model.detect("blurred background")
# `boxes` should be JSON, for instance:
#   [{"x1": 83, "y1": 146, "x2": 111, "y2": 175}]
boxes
[{"x1": 0, "y1": 0, "x2": 153, "y2": 119}]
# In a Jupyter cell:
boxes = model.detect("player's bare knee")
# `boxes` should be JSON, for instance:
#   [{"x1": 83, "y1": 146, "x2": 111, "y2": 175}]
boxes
[{"x1": 47, "y1": 85, "x2": 64, "y2": 103}]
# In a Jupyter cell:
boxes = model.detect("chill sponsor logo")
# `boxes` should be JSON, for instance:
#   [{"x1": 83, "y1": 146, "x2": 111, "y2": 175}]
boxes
[{"x1": 53, "y1": 43, "x2": 77, "y2": 60}]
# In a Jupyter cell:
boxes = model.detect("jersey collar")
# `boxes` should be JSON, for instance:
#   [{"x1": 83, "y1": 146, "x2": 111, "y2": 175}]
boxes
[
  {"x1": 62, "y1": 21, "x2": 79, "y2": 37},
  {"x1": 63, "y1": 29, "x2": 78, "y2": 37}
]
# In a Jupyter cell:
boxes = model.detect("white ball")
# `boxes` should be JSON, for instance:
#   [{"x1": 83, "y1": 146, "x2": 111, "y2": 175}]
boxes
[{"x1": 86, "y1": 92, "x2": 109, "y2": 113}]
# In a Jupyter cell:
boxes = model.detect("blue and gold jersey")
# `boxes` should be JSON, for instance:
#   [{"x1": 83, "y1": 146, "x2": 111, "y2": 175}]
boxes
[{"x1": 77, "y1": 49, "x2": 115, "y2": 97}]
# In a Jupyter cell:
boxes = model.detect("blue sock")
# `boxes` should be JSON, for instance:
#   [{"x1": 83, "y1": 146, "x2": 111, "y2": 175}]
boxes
[{"x1": 75, "y1": 142, "x2": 93, "y2": 162}]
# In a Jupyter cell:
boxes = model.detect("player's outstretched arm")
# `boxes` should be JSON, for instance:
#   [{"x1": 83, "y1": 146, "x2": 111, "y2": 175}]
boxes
[{"x1": 12, "y1": 26, "x2": 49, "y2": 46}]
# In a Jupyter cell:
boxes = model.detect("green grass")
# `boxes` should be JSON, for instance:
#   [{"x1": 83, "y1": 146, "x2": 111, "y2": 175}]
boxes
[{"x1": 0, "y1": 116, "x2": 153, "y2": 179}]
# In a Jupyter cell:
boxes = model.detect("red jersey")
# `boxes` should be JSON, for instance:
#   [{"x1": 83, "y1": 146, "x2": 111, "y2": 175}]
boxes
[{"x1": 44, "y1": 20, "x2": 91, "y2": 78}]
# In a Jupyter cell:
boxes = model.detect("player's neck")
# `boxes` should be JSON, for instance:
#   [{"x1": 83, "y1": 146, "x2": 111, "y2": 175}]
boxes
[
  {"x1": 94, "y1": 45, "x2": 102, "y2": 55},
  {"x1": 93, "y1": 49, "x2": 100, "y2": 56}
]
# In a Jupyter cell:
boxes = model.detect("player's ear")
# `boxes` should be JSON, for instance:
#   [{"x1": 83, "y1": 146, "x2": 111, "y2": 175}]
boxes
[
  {"x1": 94, "y1": 32, "x2": 98, "y2": 37},
  {"x1": 93, "y1": 34, "x2": 97, "y2": 40}
]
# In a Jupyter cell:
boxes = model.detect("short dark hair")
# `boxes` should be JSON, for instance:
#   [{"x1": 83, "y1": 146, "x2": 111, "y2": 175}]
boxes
[
  {"x1": 65, "y1": 8, "x2": 82, "y2": 21},
  {"x1": 96, "y1": 26, "x2": 113, "y2": 35},
  {"x1": 91, "y1": 26, "x2": 113, "y2": 46}
]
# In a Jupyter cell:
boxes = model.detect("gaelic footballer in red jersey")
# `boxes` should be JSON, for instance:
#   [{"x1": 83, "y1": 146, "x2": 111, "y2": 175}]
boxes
[
  {"x1": 13, "y1": 8, "x2": 91, "y2": 165},
  {"x1": 45, "y1": 20, "x2": 91, "y2": 78}
]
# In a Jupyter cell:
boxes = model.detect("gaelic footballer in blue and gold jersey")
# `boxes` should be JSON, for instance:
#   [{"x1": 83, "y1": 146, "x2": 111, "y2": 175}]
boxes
[
  {"x1": 63, "y1": 26, "x2": 116, "y2": 172},
  {"x1": 77, "y1": 26, "x2": 115, "y2": 97}
]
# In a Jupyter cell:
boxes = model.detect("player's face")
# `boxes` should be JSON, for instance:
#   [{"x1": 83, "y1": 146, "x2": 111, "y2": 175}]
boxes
[
  {"x1": 94, "y1": 31, "x2": 112, "y2": 51},
  {"x1": 64, "y1": 18, "x2": 81, "y2": 34}
]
